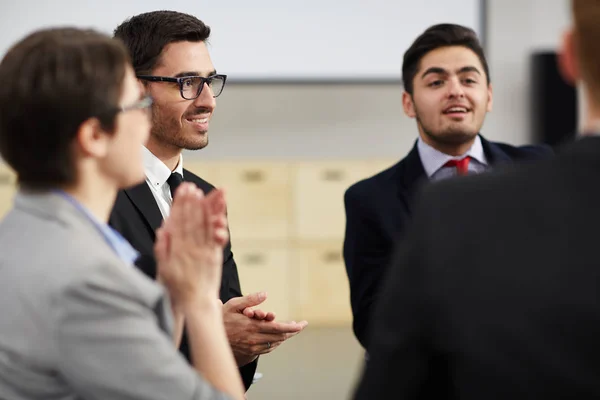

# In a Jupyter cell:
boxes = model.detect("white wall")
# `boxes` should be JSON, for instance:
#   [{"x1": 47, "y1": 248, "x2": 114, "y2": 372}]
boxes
[
  {"x1": 192, "y1": 0, "x2": 572, "y2": 161},
  {"x1": 1, "y1": 0, "x2": 482, "y2": 81},
  {"x1": 483, "y1": 0, "x2": 571, "y2": 145}
]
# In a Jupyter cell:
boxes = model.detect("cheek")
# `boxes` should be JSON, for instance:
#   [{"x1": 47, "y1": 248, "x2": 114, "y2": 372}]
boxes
[
  {"x1": 120, "y1": 119, "x2": 147, "y2": 148},
  {"x1": 470, "y1": 90, "x2": 489, "y2": 110},
  {"x1": 421, "y1": 93, "x2": 443, "y2": 110},
  {"x1": 153, "y1": 99, "x2": 185, "y2": 123},
  {"x1": 416, "y1": 97, "x2": 441, "y2": 121}
]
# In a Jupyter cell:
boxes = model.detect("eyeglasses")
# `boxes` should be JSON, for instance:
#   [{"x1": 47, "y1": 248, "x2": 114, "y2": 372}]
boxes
[
  {"x1": 136, "y1": 74, "x2": 227, "y2": 100},
  {"x1": 97, "y1": 95, "x2": 153, "y2": 119},
  {"x1": 120, "y1": 95, "x2": 153, "y2": 113}
]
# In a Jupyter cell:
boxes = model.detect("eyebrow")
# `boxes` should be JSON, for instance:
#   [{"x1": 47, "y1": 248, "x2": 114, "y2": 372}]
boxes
[
  {"x1": 420, "y1": 66, "x2": 482, "y2": 79},
  {"x1": 173, "y1": 70, "x2": 217, "y2": 78}
]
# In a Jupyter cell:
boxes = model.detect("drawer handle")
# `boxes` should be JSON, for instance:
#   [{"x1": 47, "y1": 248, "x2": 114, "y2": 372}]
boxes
[
  {"x1": 323, "y1": 251, "x2": 342, "y2": 263},
  {"x1": 242, "y1": 170, "x2": 265, "y2": 182},
  {"x1": 243, "y1": 253, "x2": 265, "y2": 265},
  {"x1": 322, "y1": 169, "x2": 344, "y2": 181}
]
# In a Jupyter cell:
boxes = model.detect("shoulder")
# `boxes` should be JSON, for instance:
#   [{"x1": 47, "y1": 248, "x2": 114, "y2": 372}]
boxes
[
  {"x1": 490, "y1": 140, "x2": 554, "y2": 161},
  {"x1": 183, "y1": 169, "x2": 216, "y2": 194},
  {"x1": 345, "y1": 159, "x2": 403, "y2": 202}
]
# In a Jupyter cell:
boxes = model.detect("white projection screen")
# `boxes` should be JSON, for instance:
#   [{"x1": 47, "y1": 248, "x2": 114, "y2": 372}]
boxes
[{"x1": 0, "y1": 0, "x2": 484, "y2": 82}]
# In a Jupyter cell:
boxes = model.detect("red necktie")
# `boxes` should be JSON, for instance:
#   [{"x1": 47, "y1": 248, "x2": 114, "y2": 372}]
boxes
[{"x1": 444, "y1": 156, "x2": 471, "y2": 176}]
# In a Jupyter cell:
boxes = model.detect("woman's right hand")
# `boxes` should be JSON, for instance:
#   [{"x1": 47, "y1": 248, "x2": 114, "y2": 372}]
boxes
[{"x1": 154, "y1": 183, "x2": 229, "y2": 310}]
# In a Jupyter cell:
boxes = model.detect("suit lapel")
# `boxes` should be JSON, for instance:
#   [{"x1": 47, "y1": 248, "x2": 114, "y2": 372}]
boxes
[
  {"x1": 480, "y1": 135, "x2": 512, "y2": 166},
  {"x1": 394, "y1": 135, "x2": 511, "y2": 216},
  {"x1": 396, "y1": 141, "x2": 428, "y2": 216},
  {"x1": 124, "y1": 183, "x2": 164, "y2": 234}
]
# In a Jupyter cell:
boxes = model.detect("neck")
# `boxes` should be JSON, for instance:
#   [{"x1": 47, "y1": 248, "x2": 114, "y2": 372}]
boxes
[
  {"x1": 580, "y1": 104, "x2": 600, "y2": 135},
  {"x1": 577, "y1": 84, "x2": 600, "y2": 134},
  {"x1": 419, "y1": 132, "x2": 476, "y2": 157},
  {"x1": 145, "y1": 136, "x2": 181, "y2": 171},
  {"x1": 61, "y1": 173, "x2": 117, "y2": 223}
]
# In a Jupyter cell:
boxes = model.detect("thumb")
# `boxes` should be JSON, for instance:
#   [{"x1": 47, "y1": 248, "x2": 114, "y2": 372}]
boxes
[
  {"x1": 226, "y1": 292, "x2": 267, "y2": 312},
  {"x1": 154, "y1": 228, "x2": 168, "y2": 266}
]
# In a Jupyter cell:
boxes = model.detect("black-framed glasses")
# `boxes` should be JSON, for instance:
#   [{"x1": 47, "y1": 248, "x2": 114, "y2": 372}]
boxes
[{"x1": 137, "y1": 74, "x2": 227, "y2": 100}]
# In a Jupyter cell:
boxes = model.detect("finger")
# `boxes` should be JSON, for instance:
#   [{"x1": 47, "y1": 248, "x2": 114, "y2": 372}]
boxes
[
  {"x1": 185, "y1": 186, "x2": 205, "y2": 246},
  {"x1": 214, "y1": 226, "x2": 229, "y2": 247},
  {"x1": 203, "y1": 188, "x2": 221, "y2": 218},
  {"x1": 250, "y1": 309, "x2": 268, "y2": 320},
  {"x1": 283, "y1": 330, "x2": 302, "y2": 341},
  {"x1": 251, "y1": 340, "x2": 283, "y2": 355},
  {"x1": 242, "y1": 308, "x2": 255, "y2": 318},
  {"x1": 257, "y1": 320, "x2": 307, "y2": 335},
  {"x1": 224, "y1": 292, "x2": 267, "y2": 313},
  {"x1": 201, "y1": 193, "x2": 213, "y2": 246},
  {"x1": 206, "y1": 190, "x2": 228, "y2": 231},
  {"x1": 207, "y1": 188, "x2": 227, "y2": 216},
  {"x1": 247, "y1": 333, "x2": 289, "y2": 345},
  {"x1": 154, "y1": 227, "x2": 169, "y2": 267},
  {"x1": 245, "y1": 331, "x2": 301, "y2": 356},
  {"x1": 264, "y1": 312, "x2": 276, "y2": 322},
  {"x1": 210, "y1": 214, "x2": 227, "y2": 230},
  {"x1": 169, "y1": 183, "x2": 193, "y2": 246}
]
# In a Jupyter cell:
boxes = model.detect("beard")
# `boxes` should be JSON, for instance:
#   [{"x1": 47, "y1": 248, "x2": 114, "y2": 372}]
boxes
[
  {"x1": 150, "y1": 105, "x2": 208, "y2": 151},
  {"x1": 415, "y1": 112, "x2": 479, "y2": 146}
]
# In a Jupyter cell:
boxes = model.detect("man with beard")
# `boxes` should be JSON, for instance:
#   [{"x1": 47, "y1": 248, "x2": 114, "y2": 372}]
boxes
[
  {"x1": 354, "y1": 1, "x2": 600, "y2": 397},
  {"x1": 343, "y1": 23, "x2": 553, "y2": 350},
  {"x1": 108, "y1": 10, "x2": 307, "y2": 391}
]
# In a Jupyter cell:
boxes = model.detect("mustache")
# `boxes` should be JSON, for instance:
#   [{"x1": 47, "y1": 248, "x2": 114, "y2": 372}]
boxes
[{"x1": 183, "y1": 108, "x2": 212, "y2": 118}]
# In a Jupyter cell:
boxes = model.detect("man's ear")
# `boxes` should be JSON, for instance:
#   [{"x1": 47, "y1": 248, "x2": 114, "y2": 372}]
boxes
[
  {"x1": 557, "y1": 28, "x2": 579, "y2": 86},
  {"x1": 402, "y1": 91, "x2": 416, "y2": 118},
  {"x1": 486, "y1": 82, "x2": 493, "y2": 113}
]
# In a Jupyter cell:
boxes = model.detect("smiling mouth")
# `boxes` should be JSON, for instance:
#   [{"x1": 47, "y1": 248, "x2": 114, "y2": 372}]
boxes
[
  {"x1": 186, "y1": 117, "x2": 209, "y2": 123},
  {"x1": 443, "y1": 106, "x2": 470, "y2": 114}
]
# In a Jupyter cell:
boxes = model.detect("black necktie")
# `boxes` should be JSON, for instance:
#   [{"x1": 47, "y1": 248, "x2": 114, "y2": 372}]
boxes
[{"x1": 166, "y1": 172, "x2": 184, "y2": 198}]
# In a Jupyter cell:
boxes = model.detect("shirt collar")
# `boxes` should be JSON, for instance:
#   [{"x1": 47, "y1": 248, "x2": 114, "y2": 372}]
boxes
[
  {"x1": 142, "y1": 146, "x2": 184, "y2": 188},
  {"x1": 417, "y1": 134, "x2": 488, "y2": 178},
  {"x1": 55, "y1": 191, "x2": 139, "y2": 266}
]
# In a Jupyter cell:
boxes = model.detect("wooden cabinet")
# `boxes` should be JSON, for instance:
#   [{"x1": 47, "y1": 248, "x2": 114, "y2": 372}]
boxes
[
  {"x1": 218, "y1": 163, "x2": 291, "y2": 241},
  {"x1": 292, "y1": 161, "x2": 371, "y2": 240},
  {"x1": 0, "y1": 165, "x2": 16, "y2": 219},
  {"x1": 185, "y1": 161, "x2": 291, "y2": 241},
  {"x1": 234, "y1": 243, "x2": 291, "y2": 321},
  {"x1": 290, "y1": 241, "x2": 352, "y2": 325},
  {"x1": 183, "y1": 158, "x2": 396, "y2": 326}
]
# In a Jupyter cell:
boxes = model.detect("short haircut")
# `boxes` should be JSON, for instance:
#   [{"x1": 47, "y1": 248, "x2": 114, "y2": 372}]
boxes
[
  {"x1": 0, "y1": 28, "x2": 130, "y2": 189},
  {"x1": 402, "y1": 23, "x2": 490, "y2": 95},
  {"x1": 114, "y1": 10, "x2": 211, "y2": 75}
]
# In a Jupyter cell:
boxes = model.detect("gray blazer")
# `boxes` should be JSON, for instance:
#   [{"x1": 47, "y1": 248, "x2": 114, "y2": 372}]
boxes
[{"x1": 0, "y1": 191, "x2": 230, "y2": 400}]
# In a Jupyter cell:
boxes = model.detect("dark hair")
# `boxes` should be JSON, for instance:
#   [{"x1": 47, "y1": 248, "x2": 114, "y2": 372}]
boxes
[
  {"x1": 0, "y1": 27, "x2": 130, "y2": 190},
  {"x1": 402, "y1": 23, "x2": 490, "y2": 95},
  {"x1": 114, "y1": 10, "x2": 211, "y2": 75}
]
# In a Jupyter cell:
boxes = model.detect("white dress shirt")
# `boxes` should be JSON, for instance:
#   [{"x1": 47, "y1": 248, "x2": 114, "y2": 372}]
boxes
[
  {"x1": 417, "y1": 134, "x2": 489, "y2": 181},
  {"x1": 142, "y1": 146, "x2": 184, "y2": 218}
]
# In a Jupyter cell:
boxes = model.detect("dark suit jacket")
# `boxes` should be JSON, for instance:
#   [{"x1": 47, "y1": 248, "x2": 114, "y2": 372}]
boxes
[
  {"x1": 343, "y1": 134, "x2": 553, "y2": 348},
  {"x1": 109, "y1": 168, "x2": 257, "y2": 390},
  {"x1": 354, "y1": 135, "x2": 600, "y2": 399}
]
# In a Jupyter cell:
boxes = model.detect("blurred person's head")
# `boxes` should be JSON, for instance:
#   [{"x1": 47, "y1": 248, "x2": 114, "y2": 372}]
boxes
[
  {"x1": 114, "y1": 11, "x2": 226, "y2": 165},
  {"x1": 401, "y1": 23, "x2": 492, "y2": 156},
  {"x1": 559, "y1": 0, "x2": 600, "y2": 132},
  {"x1": 0, "y1": 27, "x2": 151, "y2": 193}
]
